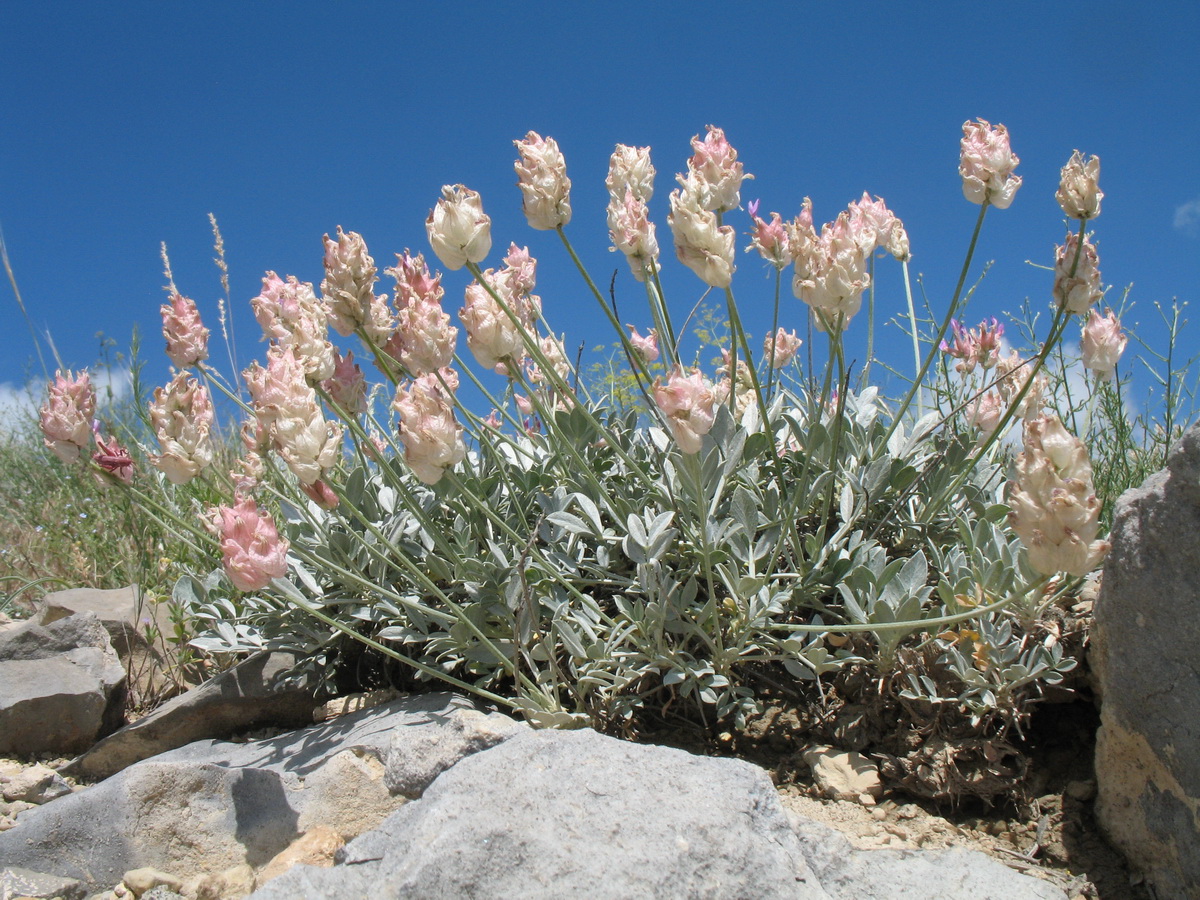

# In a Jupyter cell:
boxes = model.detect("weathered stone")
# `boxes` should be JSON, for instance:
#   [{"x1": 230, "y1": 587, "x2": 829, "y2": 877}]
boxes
[
  {"x1": 121, "y1": 866, "x2": 183, "y2": 897},
  {"x1": 0, "y1": 865, "x2": 86, "y2": 900},
  {"x1": 383, "y1": 705, "x2": 527, "y2": 798},
  {"x1": 803, "y1": 746, "x2": 883, "y2": 803},
  {"x1": 787, "y1": 814, "x2": 1065, "y2": 900},
  {"x1": 255, "y1": 826, "x2": 343, "y2": 887},
  {"x1": 37, "y1": 586, "x2": 163, "y2": 658},
  {"x1": 1093, "y1": 423, "x2": 1200, "y2": 899},
  {"x1": 253, "y1": 728, "x2": 829, "y2": 900},
  {"x1": 0, "y1": 613, "x2": 126, "y2": 757},
  {"x1": 64, "y1": 651, "x2": 320, "y2": 780},
  {"x1": 187, "y1": 864, "x2": 255, "y2": 900},
  {"x1": 0, "y1": 762, "x2": 72, "y2": 803},
  {"x1": 0, "y1": 693, "x2": 515, "y2": 893}
]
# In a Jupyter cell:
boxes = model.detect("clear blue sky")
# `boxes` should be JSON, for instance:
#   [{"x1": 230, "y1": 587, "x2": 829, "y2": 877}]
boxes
[{"x1": 3, "y1": 2, "x2": 1198, "y2": 430}]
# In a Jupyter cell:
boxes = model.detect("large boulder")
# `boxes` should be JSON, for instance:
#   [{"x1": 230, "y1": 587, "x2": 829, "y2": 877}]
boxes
[
  {"x1": 0, "y1": 612, "x2": 126, "y2": 756},
  {"x1": 249, "y1": 729, "x2": 1065, "y2": 900},
  {"x1": 1093, "y1": 423, "x2": 1200, "y2": 897}
]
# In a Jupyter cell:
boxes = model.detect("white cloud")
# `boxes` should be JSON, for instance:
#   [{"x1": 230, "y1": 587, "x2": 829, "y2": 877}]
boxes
[
  {"x1": 1174, "y1": 197, "x2": 1200, "y2": 236},
  {"x1": 0, "y1": 367, "x2": 133, "y2": 441}
]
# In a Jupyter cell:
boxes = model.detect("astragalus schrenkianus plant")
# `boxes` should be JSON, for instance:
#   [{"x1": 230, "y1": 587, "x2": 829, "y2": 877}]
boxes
[{"x1": 41, "y1": 121, "x2": 1151, "y2": 800}]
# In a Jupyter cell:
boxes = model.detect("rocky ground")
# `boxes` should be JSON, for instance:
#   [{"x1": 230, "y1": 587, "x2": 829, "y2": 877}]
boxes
[{"x1": 0, "y1": 694, "x2": 1145, "y2": 900}]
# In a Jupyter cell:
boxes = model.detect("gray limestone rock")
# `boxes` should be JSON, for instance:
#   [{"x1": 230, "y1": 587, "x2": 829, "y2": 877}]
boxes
[
  {"x1": 254, "y1": 727, "x2": 831, "y2": 900},
  {"x1": 64, "y1": 650, "x2": 320, "y2": 780},
  {"x1": 0, "y1": 613, "x2": 126, "y2": 756},
  {"x1": 1093, "y1": 423, "x2": 1200, "y2": 898},
  {"x1": 0, "y1": 693, "x2": 517, "y2": 892},
  {"x1": 0, "y1": 865, "x2": 87, "y2": 900}
]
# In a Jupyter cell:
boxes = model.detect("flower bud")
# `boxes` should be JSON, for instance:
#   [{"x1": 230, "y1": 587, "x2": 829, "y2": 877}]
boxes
[
  {"x1": 1080, "y1": 308, "x2": 1127, "y2": 380},
  {"x1": 210, "y1": 497, "x2": 289, "y2": 592},
  {"x1": 39, "y1": 370, "x2": 96, "y2": 464},
  {"x1": 1053, "y1": 232, "x2": 1103, "y2": 314},
  {"x1": 608, "y1": 189, "x2": 660, "y2": 282},
  {"x1": 1056, "y1": 151, "x2": 1102, "y2": 220},
  {"x1": 161, "y1": 294, "x2": 210, "y2": 368},
  {"x1": 514, "y1": 131, "x2": 572, "y2": 231},
  {"x1": 653, "y1": 366, "x2": 717, "y2": 454},
  {"x1": 959, "y1": 119, "x2": 1022, "y2": 209},
  {"x1": 426, "y1": 184, "x2": 492, "y2": 271}
]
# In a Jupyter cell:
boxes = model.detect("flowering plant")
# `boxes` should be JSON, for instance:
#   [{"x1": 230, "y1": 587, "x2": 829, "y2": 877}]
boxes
[{"x1": 42, "y1": 120, "x2": 1144, "y2": 798}]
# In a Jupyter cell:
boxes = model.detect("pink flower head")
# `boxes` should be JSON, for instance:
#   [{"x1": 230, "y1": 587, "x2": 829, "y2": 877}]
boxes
[
  {"x1": 388, "y1": 250, "x2": 442, "y2": 311},
  {"x1": 460, "y1": 268, "x2": 528, "y2": 373},
  {"x1": 996, "y1": 351, "x2": 1048, "y2": 420},
  {"x1": 682, "y1": 125, "x2": 751, "y2": 213},
  {"x1": 161, "y1": 294, "x2": 210, "y2": 368},
  {"x1": 514, "y1": 131, "x2": 572, "y2": 231},
  {"x1": 626, "y1": 324, "x2": 660, "y2": 363},
  {"x1": 91, "y1": 430, "x2": 134, "y2": 484},
  {"x1": 384, "y1": 253, "x2": 458, "y2": 377},
  {"x1": 764, "y1": 328, "x2": 802, "y2": 369},
  {"x1": 608, "y1": 188, "x2": 660, "y2": 282},
  {"x1": 1056, "y1": 151, "x2": 1103, "y2": 221},
  {"x1": 940, "y1": 317, "x2": 1003, "y2": 374},
  {"x1": 1054, "y1": 232, "x2": 1103, "y2": 314},
  {"x1": 791, "y1": 211, "x2": 870, "y2": 328},
  {"x1": 653, "y1": 366, "x2": 717, "y2": 454},
  {"x1": 1080, "y1": 308, "x2": 1127, "y2": 380},
  {"x1": 514, "y1": 393, "x2": 533, "y2": 416},
  {"x1": 251, "y1": 272, "x2": 336, "y2": 383},
  {"x1": 393, "y1": 373, "x2": 466, "y2": 485},
  {"x1": 1008, "y1": 415, "x2": 1108, "y2": 577},
  {"x1": 746, "y1": 210, "x2": 791, "y2": 269},
  {"x1": 321, "y1": 227, "x2": 392, "y2": 341},
  {"x1": 426, "y1": 184, "x2": 492, "y2": 271},
  {"x1": 976, "y1": 317, "x2": 1004, "y2": 368},
  {"x1": 482, "y1": 409, "x2": 502, "y2": 429},
  {"x1": 607, "y1": 144, "x2": 655, "y2": 204},
  {"x1": 959, "y1": 119, "x2": 1022, "y2": 209},
  {"x1": 322, "y1": 349, "x2": 368, "y2": 415},
  {"x1": 39, "y1": 370, "x2": 96, "y2": 464},
  {"x1": 149, "y1": 370, "x2": 214, "y2": 484},
  {"x1": 503, "y1": 244, "x2": 538, "y2": 297},
  {"x1": 668, "y1": 187, "x2": 736, "y2": 288},
  {"x1": 210, "y1": 497, "x2": 289, "y2": 592},
  {"x1": 847, "y1": 193, "x2": 911, "y2": 262}
]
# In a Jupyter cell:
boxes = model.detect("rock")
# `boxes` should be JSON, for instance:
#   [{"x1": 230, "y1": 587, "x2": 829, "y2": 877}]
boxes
[
  {"x1": 803, "y1": 746, "x2": 883, "y2": 803},
  {"x1": 0, "y1": 613, "x2": 126, "y2": 756},
  {"x1": 37, "y1": 585, "x2": 178, "y2": 705},
  {"x1": 187, "y1": 864, "x2": 255, "y2": 900},
  {"x1": 383, "y1": 706, "x2": 527, "y2": 798},
  {"x1": 788, "y1": 816, "x2": 1065, "y2": 900},
  {"x1": 1, "y1": 763, "x2": 72, "y2": 805},
  {"x1": 1093, "y1": 423, "x2": 1200, "y2": 898},
  {"x1": 252, "y1": 727, "x2": 829, "y2": 900},
  {"x1": 255, "y1": 826, "x2": 344, "y2": 886},
  {"x1": 0, "y1": 866, "x2": 87, "y2": 900},
  {"x1": 64, "y1": 651, "x2": 321, "y2": 780},
  {"x1": 121, "y1": 867, "x2": 183, "y2": 897},
  {"x1": 0, "y1": 693, "x2": 518, "y2": 893},
  {"x1": 37, "y1": 586, "x2": 164, "y2": 659},
  {"x1": 140, "y1": 888, "x2": 186, "y2": 900}
]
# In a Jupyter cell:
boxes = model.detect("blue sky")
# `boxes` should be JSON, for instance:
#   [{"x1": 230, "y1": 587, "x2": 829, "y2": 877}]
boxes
[{"x1": 2, "y1": 2, "x2": 1198, "y2": 432}]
